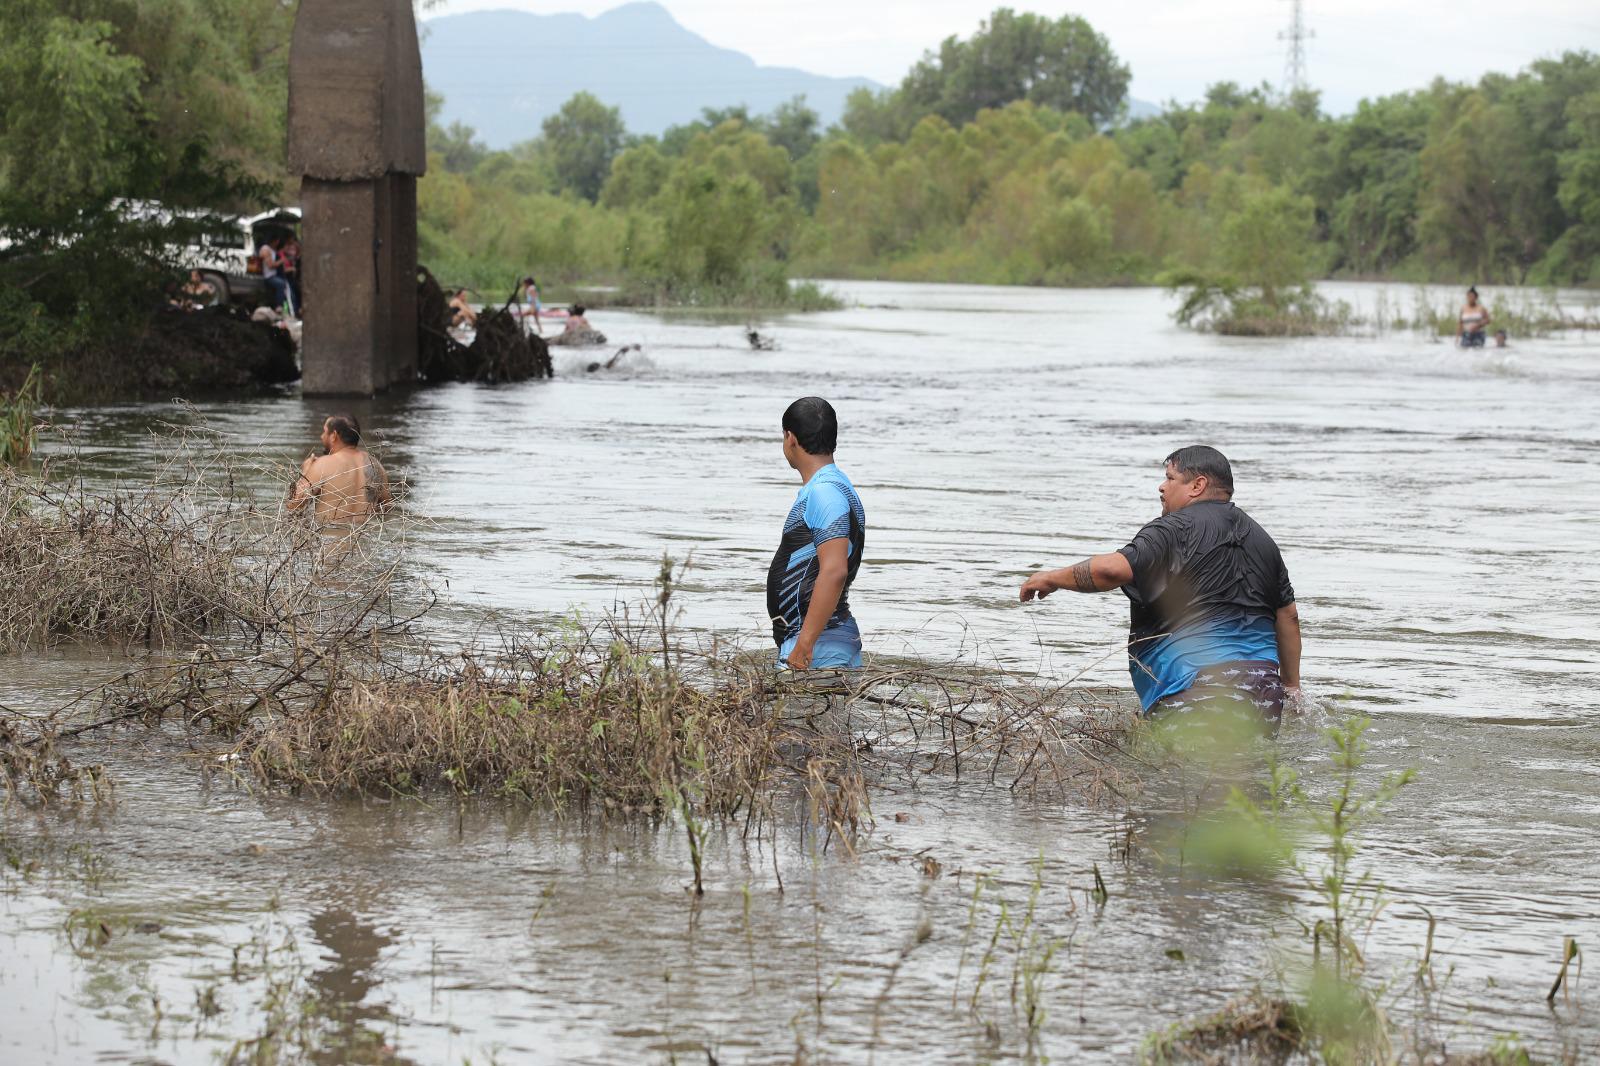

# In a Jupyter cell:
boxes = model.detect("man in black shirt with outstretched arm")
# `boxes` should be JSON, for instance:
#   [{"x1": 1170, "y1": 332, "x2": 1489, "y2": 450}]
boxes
[{"x1": 1018, "y1": 446, "x2": 1301, "y2": 722}]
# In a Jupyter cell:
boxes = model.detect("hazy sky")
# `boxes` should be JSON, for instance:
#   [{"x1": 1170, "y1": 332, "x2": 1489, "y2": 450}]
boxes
[{"x1": 430, "y1": 1, "x2": 1598, "y2": 114}]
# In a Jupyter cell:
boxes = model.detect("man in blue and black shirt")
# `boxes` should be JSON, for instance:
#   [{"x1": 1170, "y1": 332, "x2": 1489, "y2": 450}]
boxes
[
  {"x1": 767, "y1": 397, "x2": 867, "y2": 670},
  {"x1": 1018, "y1": 446, "x2": 1302, "y2": 721}
]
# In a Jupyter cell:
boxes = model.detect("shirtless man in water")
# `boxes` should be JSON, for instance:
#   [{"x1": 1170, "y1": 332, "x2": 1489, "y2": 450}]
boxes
[{"x1": 286, "y1": 414, "x2": 391, "y2": 526}]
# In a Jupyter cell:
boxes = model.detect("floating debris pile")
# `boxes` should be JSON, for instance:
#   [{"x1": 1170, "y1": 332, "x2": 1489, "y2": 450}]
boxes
[{"x1": 417, "y1": 268, "x2": 553, "y2": 383}]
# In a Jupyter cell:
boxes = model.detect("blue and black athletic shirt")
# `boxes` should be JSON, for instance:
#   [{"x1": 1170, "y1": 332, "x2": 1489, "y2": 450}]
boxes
[
  {"x1": 1117, "y1": 500, "x2": 1294, "y2": 711},
  {"x1": 766, "y1": 465, "x2": 866, "y2": 648}
]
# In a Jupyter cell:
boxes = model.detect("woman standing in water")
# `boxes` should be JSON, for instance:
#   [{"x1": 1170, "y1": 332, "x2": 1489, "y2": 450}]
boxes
[
  {"x1": 1457, "y1": 286, "x2": 1491, "y2": 347},
  {"x1": 514, "y1": 276, "x2": 543, "y2": 333}
]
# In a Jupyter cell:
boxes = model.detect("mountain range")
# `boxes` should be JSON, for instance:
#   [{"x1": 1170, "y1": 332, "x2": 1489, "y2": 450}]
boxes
[
  {"x1": 421, "y1": 3, "x2": 880, "y2": 148},
  {"x1": 421, "y1": 3, "x2": 1162, "y2": 149}
]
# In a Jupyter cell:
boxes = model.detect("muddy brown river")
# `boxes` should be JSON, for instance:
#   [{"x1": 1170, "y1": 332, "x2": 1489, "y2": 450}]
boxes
[{"x1": 3, "y1": 281, "x2": 1598, "y2": 1063}]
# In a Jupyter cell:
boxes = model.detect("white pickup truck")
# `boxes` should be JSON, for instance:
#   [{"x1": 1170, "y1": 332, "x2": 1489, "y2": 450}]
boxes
[
  {"x1": 186, "y1": 206, "x2": 301, "y2": 307},
  {"x1": 0, "y1": 202, "x2": 302, "y2": 309}
]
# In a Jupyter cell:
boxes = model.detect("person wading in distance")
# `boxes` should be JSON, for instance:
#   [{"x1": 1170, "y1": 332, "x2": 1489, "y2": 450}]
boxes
[
  {"x1": 1457, "y1": 286, "x2": 1491, "y2": 347},
  {"x1": 287, "y1": 414, "x2": 392, "y2": 527},
  {"x1": 515, "y1": 275, "x2": 543, "y2": 332},
  {"x1": 768, "y1": 397, "x2": 867, "y2": 670},
  {"x1": 1018, "y1": 446, "x2": 1301, "y2": 722}
]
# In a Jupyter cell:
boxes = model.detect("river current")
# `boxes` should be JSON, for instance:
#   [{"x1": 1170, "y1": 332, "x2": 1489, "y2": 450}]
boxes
[{"x1": 2, "y1": 280, "x2": 1597, "y2": 1063}]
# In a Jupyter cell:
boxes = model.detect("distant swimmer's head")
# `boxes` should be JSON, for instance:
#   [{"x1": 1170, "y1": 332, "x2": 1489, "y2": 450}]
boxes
[
  {"x1": 1495, "y1": 329, "x2": 1508, "y2": 347},
  {"x1": 323, "y1": 414, "x2": 362, "y2": 452},
  {"x1": 1160, "y1": 445, "x2": 1233, "y2": 514},
  {"x1": 782, "y1": 396, "x2": 838, "y2": 465},
  {"x1": 522, "y1": 276, "x2": 537, "y2": 288},
  {"x1": 572, "y1": 304, "x2": 587, "y2": 317}
]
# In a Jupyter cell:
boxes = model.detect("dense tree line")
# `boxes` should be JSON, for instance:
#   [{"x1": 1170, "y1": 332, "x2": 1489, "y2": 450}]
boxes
[
  {"x1": 418, "y1": 23, "x2": 1598, "y2": 295},
  {"x1": 4, "y1": 2, "x2": 1597, "y2": 365}
]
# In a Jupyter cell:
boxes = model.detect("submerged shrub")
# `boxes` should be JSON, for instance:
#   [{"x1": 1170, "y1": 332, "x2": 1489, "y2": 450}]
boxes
[
  {"x1": 236, "y1": 618, "x2": 869, "y2": 832},
  {"x1": 1164, "y1": 271, "x2": 1356, "y2": 336}
]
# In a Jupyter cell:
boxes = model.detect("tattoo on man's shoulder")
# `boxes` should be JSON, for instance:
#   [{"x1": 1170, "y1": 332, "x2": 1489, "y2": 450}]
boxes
[{"x1": 1070, "y1": 559, "x2": 1096, "y2": 593}]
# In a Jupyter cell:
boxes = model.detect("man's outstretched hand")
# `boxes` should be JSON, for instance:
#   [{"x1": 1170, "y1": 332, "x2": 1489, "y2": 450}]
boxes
[
  {"x1": 1019, "y1": 571, "x2": 1058, "y2": 602},
  {"x1": 1020, "y1": 555, "x2": 1133, "y2": 600}
]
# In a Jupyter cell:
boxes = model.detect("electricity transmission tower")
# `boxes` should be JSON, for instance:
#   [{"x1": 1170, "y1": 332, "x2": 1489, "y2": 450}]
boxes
[{"x1": 1278, "y1": 0, "x2": 1314, "y2": 97}]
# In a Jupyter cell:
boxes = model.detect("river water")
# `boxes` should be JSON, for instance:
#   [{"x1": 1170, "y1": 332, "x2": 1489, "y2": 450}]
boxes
[{"x1": 2, "y1": 281, "x2": 1598, "y2": 1063}]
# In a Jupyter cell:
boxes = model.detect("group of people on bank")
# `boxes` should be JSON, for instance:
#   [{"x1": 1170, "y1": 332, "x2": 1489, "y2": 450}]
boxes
[
  {"x1": 258, "y1": 236, "x2": 300, "y2": 317},
  {"x1": 289, "y1": 399, "x2": 1303, "y2": 725}
]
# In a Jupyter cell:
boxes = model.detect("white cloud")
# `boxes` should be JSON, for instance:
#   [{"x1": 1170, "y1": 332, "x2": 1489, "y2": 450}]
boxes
[{"x1": 429, "y1": 0, "x2": 1600, "y2": 113}]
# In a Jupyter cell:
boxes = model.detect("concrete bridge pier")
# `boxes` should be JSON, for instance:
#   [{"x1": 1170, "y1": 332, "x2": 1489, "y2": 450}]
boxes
[{"x1": 288, "y1": 0, "x2": 426, "y2": 396}]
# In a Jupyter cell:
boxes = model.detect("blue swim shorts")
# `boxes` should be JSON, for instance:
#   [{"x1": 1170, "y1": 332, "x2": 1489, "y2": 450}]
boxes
[{"x1": 776, "y1": 618, "x2": 863, "y2": 670}]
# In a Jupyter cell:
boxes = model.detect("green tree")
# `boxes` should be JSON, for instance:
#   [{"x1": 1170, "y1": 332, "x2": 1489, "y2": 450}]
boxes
[
  {"x1": 678, "y1": 122, "x2": 795, "y2": 200},
  {"x1": 1517, "y1": 52, "x2": 1600, "y2": 283},
  {"x1": 654, "y1": 166, "x2": 772, "y2": 289},
  {"x1": 1315, "y1": 91, "x2": 1432, "y2": 275},
  {"x1": 1418, "y1": 91, "x2": 1544, "y2": 281},
  {"x1": 0, "y1": 0, "x2": 291, "y2": 399},
  {"x1": 0, "y1": 13, "x2": 144, "y2": 209},
  {"x1": 899, "y1": 8, "x2": 1129, "y2": 129},
  {"x1": 601, "y1": 144, "x2": 670, "y2": 210},
  {"x1": 759, "y1": 96, "x2": 821, "y2": 162},
  {"x1": 0, "y1": 0, "x2": 291, "y2": 208},
  {"x1": 840, "y1": 87, "x2": 908, "y2": 145},
  {"x1": 1544, "y1": 88, "x2": 1600, "y2": 281},
  {"x1": 813, "y1": 140, "x2": 882, "y2": 267},
  {"x1": 541, "y1": 91, "x2": 626, "y2": 202},
  {"x1": 1035, "y1": 197, "x2": 1111, "y2": 280},
  {"x1": 431, "y1": 120, "x2": 489, "y2": 174},
  {"x1": 1220, "y1": 186, "x2": 1317, "y2": 305},
  {"x1": 660, "y1": 104, "x2": 751, "y2": 156}
]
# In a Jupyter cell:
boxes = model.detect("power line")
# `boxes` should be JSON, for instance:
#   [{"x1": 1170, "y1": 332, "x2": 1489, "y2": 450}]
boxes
[{"x1": 1278, "y1": 0, "x2": 1315, "y2": 96}]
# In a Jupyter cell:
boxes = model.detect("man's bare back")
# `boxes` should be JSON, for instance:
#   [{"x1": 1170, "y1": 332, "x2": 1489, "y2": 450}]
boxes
[{"x1": 287, "y1": 415, "x2": 391, "y2": 526}]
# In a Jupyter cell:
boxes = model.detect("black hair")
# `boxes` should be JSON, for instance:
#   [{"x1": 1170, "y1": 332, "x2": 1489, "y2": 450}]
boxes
[
  {"x1": 572, "y1": 304, "x2": 587, "y2": 316},
  {"x1": 522, "y1": 276, "x2": 537, "y2": 287},
  {"x1": 326, "y1": 414, "x2": 361, "y2": 446},
  {"x1": 782, "y1": 396, "x2": 838, "y2": 455},
  {"x1": 1165, "y1": 445, "x2": 1233, "y2": 497},
  {"x1": 1467, "y1": 286, "x2": 1479, "y2": 297}
]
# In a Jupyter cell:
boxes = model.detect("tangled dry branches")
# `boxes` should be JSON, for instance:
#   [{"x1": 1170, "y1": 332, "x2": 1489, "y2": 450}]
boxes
[
  {"x1": 2, "y1": 423, "x2": 1139, "y2": 831},
  {"x1": 0, "y1": 416, "x2": 402, "y2": 652}
]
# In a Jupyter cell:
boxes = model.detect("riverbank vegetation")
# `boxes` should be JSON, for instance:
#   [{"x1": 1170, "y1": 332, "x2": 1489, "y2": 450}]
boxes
[
  {"x1": 5, "y1": 6, "x2": 1598, "y2": 397},
  {"x1": 420, "y1": 27, "x2": 1600, "y2": 299},
  {"x1": 0, "y1": 1, "x2": 299, "y2": 402}
]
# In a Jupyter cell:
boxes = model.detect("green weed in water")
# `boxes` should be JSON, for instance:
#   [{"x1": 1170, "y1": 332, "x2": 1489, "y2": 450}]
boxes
[
  {"x1": 0, "y1": 363, "x2": 41, "y2": 465},
  {"x1": 1144, "y1": 715, "x2": 1421, "y2": 1064},
  {"x1": 954, "y1": 856, "x2": 1067, "y2": 1040}
]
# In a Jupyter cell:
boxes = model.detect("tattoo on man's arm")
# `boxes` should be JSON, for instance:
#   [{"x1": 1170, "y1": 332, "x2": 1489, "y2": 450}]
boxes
[{"x1": 1070, "y1": 559, "x2": 1096, "y2": 593}]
